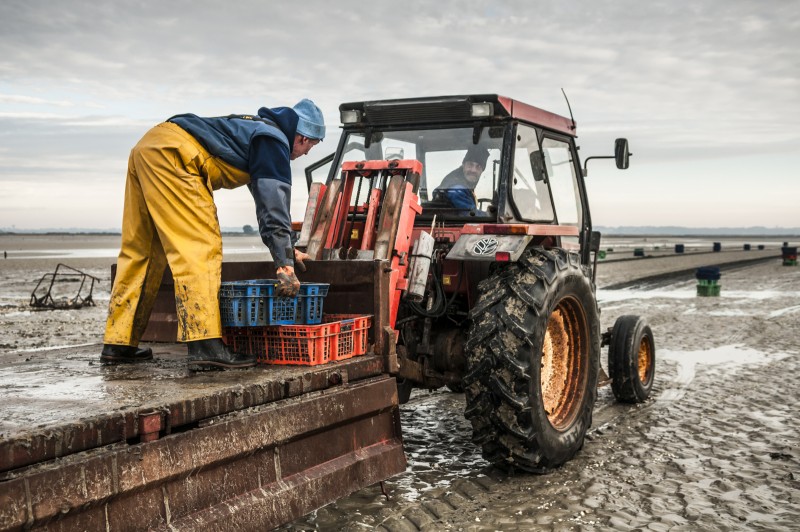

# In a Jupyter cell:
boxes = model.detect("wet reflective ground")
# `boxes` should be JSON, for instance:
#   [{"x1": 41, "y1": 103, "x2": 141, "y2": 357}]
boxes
[
  {"x1": 0, "y1": 346, "x2": 186, "y2": 433},
  {"x1": 283, "y1": 260, "x2": 800, "y2": 530},
  {"x1": 0, "y1": 344, "x2": 361, "y2": 435},
  {"x1": 279, "y1": 389, "x2": 485, "y2": 530},
  {"x1": 1, "y1": 238, "x2": 797, "y2": 530}
]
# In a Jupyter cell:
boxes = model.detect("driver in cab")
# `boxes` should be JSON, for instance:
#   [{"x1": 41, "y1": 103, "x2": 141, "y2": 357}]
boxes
[{"x1": 431, "y1": 145, "x2": 490, "y2": 214}]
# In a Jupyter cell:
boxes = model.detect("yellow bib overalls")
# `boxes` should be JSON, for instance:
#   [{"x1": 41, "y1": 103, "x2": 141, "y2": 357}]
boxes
[{"x1": 104, "y1": 122, "x2": 250, "y2": 345}]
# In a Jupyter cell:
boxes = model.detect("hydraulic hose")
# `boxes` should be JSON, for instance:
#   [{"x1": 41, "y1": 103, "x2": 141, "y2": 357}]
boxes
[
  {"x1": 408, "y1": 265, "x2": 445, "y2": 317},
  {"x1": 407, "y1": 253, "x2": 464, "y2": 319}
]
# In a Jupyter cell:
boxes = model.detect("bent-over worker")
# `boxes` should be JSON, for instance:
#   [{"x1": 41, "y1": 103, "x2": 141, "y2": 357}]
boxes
[{"x1": 101, "y1": 99, "x2": 325, "y2": 369}]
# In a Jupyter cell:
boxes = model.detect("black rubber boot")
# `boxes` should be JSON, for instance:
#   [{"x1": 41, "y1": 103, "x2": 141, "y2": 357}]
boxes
[
  {"x1": 100, "y1": 344, "x2": 153, "y2": 364},
  {"x1": 187, "y1": 338, "x2": 257, "y2": 370}
]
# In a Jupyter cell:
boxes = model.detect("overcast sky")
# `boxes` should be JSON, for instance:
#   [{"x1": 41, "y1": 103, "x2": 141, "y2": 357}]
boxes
[{"x1": 1, "y1": 0, "x2": 798, "y2": 231}]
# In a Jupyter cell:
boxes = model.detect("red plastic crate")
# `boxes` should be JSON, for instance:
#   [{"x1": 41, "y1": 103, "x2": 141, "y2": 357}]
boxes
[
  {"x1": 251, "y1": 322, "x2": 338, "y2": 365},
  {"x1": 222, "y1": 327, "x2": 252, "y2": 355},
  {"x1": 223, "y1": 314, "x2": 371, "y2": 366},
  {"x1": 324, "y1": 314, "x2": 372, "y2": 360}
]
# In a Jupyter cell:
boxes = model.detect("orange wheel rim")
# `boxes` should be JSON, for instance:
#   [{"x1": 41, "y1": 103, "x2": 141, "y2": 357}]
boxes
[
  {"x1": 540, "y1": 297, "x2": 588, "y2": 431},
  {"x1": 637, "y1": 336, "x2": 653, "y2": 384}
]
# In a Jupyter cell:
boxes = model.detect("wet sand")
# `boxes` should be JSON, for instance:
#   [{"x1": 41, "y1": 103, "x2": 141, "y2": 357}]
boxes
[
  {"x1": 282, "y1": 255, "x2": 800, "y2": 530},
  {"x1": 1, "y1": 235, "x2": 798, "y2": 530},
  {"x1": 0, "y1": 234, "x2": 267, "y2": 353}
]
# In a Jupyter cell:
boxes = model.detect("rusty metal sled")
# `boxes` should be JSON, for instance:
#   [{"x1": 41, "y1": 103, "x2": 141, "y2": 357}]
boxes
[{"x1": 29, "y1": 263, "x2": 99, "y2": 309}]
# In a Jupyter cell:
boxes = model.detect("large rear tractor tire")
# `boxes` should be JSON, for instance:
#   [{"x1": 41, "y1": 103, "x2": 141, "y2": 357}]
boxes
[
  {"x1": 608, "y1": 315, "x2": 655, "y2": 403},
  {"x1": 463, "y1": 248, "x2": 600, "y2": 472}
]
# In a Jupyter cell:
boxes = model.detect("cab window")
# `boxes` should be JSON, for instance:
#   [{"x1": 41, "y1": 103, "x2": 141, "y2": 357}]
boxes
[
  {"x1": 511, "y1": 124, "x2": 554, "y2": 221},
  {"x1": 542, "y1": 137, "x2": 582, "y2": 228},
  {"x1": 423, "y1": 142, "x2": 501, "y2": 214},
  {"x1": 332, "y1": 127, "x2": 503, "y2": 218}
]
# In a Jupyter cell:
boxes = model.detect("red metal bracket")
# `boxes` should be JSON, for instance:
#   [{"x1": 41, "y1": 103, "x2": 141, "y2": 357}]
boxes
[{"x1": 139, "y1": 411, "x2": 163, "y2": 443}]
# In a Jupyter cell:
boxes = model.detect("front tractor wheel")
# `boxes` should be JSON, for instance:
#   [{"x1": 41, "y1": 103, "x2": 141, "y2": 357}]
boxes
[
  {"x1": 463, "y1": 248, "x2": 600, "y2": 472},
  {"x1": 608, "y1": 315, "x2": 655, "y2": 403}
]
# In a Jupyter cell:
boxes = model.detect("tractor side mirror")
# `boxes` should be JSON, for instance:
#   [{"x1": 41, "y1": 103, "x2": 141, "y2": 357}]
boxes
[
  {"x1": 583, "y1": 139, "x2": 632, "y2": 177},
  {"x1": 615, "y1": 138, "x2": 631, "y2": 170}
]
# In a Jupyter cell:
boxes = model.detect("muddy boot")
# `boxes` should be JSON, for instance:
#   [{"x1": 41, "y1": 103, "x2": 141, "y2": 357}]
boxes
[
  {"x1": 100, "y1": 344, "x2": 153, "y2": 364},
  {"x1": 187, "y1": 338, "x2": 256, "y2": 370}
]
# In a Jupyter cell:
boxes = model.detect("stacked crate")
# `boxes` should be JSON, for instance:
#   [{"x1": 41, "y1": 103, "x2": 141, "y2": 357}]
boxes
[{"x1": 219, "y1": 280, "x2": 371, "y2": 365}]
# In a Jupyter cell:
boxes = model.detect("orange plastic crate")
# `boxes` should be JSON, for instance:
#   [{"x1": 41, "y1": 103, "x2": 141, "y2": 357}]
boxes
[
  {"x1": 325, "y1": 314, "x2": 372, "y2": 360},
  {"x1": 222, "y1": 314, "x2": 371, "y2": 366},
  {"x1": 251, "y1": 321, "x2": 338, "y2": 365},
  {"x1": 222, "y1": 327, "x2": 252, "y2": 355}
]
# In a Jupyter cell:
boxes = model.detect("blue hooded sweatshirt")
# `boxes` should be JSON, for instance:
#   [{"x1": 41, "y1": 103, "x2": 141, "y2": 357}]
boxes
[{"x1": 167, "y1": 108, "x2": 300, "y2": 266}]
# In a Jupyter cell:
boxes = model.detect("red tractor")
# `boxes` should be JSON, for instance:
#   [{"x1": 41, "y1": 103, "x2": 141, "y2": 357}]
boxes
[{"x1": 300, "y1": 94, "x2": 656, "y2": 472}]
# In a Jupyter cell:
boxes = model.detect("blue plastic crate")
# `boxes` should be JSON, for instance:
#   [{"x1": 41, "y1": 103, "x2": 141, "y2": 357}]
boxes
[
  {"x1": 245, "y1": 280, "x2": 297, "y2": 326},
  {"x1": 220, "y1": 280, "x2": 330, "y2": 326},
  {"x1": 219, "y1": 282, "x2": 248, "y2": 299},
  {"x1": 297, "y1": 283, "x2": 330, "y2": 324},
  {"x1": 219, "y1": 282, "x2": 250, "y2": 326}
]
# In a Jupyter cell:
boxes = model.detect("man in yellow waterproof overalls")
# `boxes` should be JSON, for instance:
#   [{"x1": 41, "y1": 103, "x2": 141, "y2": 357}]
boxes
[{"x1": 101, "y1": 99, "x2": 325, "y2": 369}]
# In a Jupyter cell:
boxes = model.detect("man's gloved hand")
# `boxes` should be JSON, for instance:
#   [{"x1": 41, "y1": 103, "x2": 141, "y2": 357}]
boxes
[
  {"x1": 294, "y1": 248, "x2": 310, "y2": 272},
  {"x1": 276, "y1": 265, "x2": 300, "y2": 296}
]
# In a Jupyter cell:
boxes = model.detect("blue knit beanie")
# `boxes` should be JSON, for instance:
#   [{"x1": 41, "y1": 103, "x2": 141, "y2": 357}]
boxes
[
  {"x1": 293, "y1": 99, "x2": 325, "y2": 140},
  {"x1": 463, "y1": 145, "x2": 489, "y2": 168}
]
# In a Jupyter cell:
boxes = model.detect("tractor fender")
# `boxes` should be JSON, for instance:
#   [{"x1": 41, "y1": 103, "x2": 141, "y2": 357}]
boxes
[{"x1": 445, "y1": 234, "x2": 532, "y2": 261}]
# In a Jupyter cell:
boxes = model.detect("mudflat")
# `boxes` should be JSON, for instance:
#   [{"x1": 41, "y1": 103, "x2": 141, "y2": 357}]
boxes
[{"x1": 1, "y1": 234, "x2": 798, "y2": 530}]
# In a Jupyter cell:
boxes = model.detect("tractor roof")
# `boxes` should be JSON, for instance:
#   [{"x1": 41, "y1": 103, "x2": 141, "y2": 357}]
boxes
[{"x1": 339, "y1": 94, "x2": 576, "y2": 137}]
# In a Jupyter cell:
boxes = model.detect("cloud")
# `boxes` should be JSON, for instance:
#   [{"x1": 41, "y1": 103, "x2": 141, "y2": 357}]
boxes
[
  {"x1": 0, "y1": 0, "x2": 798, "y2": 228},
  {"x1": 0, "y1": 94, "x2": 75, "y2": 106}
]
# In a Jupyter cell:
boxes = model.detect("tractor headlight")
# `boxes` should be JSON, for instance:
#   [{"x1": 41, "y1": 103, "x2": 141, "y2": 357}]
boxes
[
  {"x1": 470, "y1": 102, "x2": 494, "y2": 118},
  {"x1": 340, "y1": 109, "x2": 362, "y2": 124}
]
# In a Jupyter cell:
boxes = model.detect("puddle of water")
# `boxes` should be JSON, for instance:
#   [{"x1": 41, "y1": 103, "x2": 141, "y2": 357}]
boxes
[
  {"x1": 0, "y1": 365, "x2": 108, "y2": 401},
  {"x1": 8, "y1": 246, "x2": 269, "y2": 260},
  {"x1": 768, "y1": 305, "x2": 800, "y2": 319},
  {"x1": 748, "y1": 408, "x2": 791, "y2": 432},
  {"x1": 598, "y1": 288, "x2": 800, "y2": 304},
  {"x1": 722, "y1": 290, "x2": 800, "y2": 300},
  {"x1": 658, "y1": 345, "x2": 790, "y2": 401},
  {"x1": 660, "y1": 344, "x2": 787, "y2": 368},
  {"x1": 2, "y1": 310, "x2": 33, "y2": 318},
  {"x1": 597, "y1": 288, "x2": 695, "y2": 303},
  {"x1": 13, "y1": 342, "x2": 98, "y2": 353},
  {"x1": 5, "y1": 248, "x2": 121, "y2": 259},
  {"x1": 391, "y1": 392, "x2": 484, "y2": 501},
  {"x1": 708, "y1": 309, "x2": 752, "y2": 317}
]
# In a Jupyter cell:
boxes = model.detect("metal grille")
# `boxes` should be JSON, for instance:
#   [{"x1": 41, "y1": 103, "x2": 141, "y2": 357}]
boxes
[{"x1": 364, "y1": 100, "x2": 471, "y2": 125}]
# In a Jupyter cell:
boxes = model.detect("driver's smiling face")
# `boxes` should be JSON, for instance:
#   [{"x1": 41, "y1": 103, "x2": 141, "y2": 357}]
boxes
[{"x1": 463, "y1": 161, "x2": 484, "y2": 183}]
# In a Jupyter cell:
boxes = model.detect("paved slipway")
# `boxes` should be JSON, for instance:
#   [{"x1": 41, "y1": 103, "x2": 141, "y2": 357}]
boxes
[{"x1": 283, "y1": 259, "x2": 800, "y2": 531}]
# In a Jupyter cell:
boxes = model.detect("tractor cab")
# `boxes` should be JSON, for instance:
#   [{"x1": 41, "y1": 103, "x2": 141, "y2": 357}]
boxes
[{"x1": 306, "y1": 94, "x2": 603, "y2": 265}]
